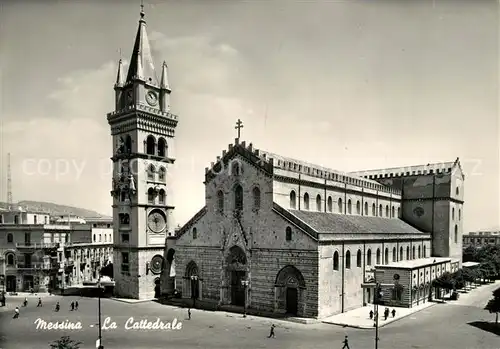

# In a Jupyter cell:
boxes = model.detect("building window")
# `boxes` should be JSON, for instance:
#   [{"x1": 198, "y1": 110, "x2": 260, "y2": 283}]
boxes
[
  {"x1": 234, "y1": 184, "x2": 243, "y2": 211},
  {"x1": 385, "y1": 205, "x2": 389, "y2": 217},
  {"x1": 458, "y1": 209, "x2": 461, "y2": 221},
  {"x1": 120, "y1": 191, "x2": 127, "y2": 202},
  {"x1": 99, "y1": 235, "x2": 102, "y2": 242},
  {"x1": 347, "y1": 200, "x2": 352, "y2": 214},
  {"x1": 65, "y1": 233, "x2": 68, "y2": 243},
  {"x1": 121, "y1": 233, "x2": 129, "y2": 243},
  {"x1": 7, "y1": 233, "x2": 13, "y2": 243},
  {"x1": 148, "y1": 188, "x2": 155, "y2": 204},
  {"x1": 316, "y1": 194, "x2": 321, "y2": 211},
  {"x1": 345, "y1": 251, "x2": 351, "y2": 269},
  {"x1": 356, "y1": 250, "x2": 362, "y2": 267},
  {"x1": 303, "y1": 193, "x2": 310, "y2": 210},
  {"x1": 217, "y1": 190, "x2": 224, "y2": 213},
  {"x1": 393, "y1": 247, "x2": 397, "y2": 262},
  {"x1": 120, "y1": 213, "x2": 130, "y2": 225},
  {"x1": 379, "y1": 204, "x2": 382, "y2": 217},
  {"x1": 391, "y1": 206, "x2": 395, "y2": 218},
  {"x1": 333, "y1": 251, "x2": 339, "y2": 271},
  {"x1": 367, "y1": 249, "x2": 372, "y2": 265},
  {"x1": 14, "y1": 215, "x2": 19, "y2": 224},
  {"x1": 412, "y1": 246, "x2": 416, "y2": 259},
  {"x1": 405, "y1": 247, "x2": 409, "y2": 260},
  {"x1": 286, "y1": 227, "x2": 292, "y2": 241},
  {"x1": 376, "y1": 249, "x2": 381, "y2": 264},
  {"x1": 157, "y1": 137, "x2": 167, "y2": 157},
  {"x1": 400, "y1": 247, "x2": 403, "y2": 261},
  {"x1": 34, "y1": 216, "x2": 37, "y2": 224},
  {"x1": 372, "y1": 203, "x2": 376, "y2": 216},
  {"x1": 146, "y1": 135, "x2": 156, "y2": 155},
  {"x1": 456, "y1": 187, "x2": 459, "y2": 196},
  {"x1": 147, "y1": 164, "x2": 155, "y2": 180},
  {"x1": 338, "y1": 198, "x2": 343, "y2": 213},
  {"x1": 356, "y1": 201, "x2": 361, "y2": 214},
  {"x1": 6, "y1": 253, "x2": 14, "y2": 266},
  {"x1": 121, "y1": 252, "x2": 129, "y2": 273},
  {"x1": 192, "y1": 228, "x2": 197, "y2": 239},
  {"x1": 158, "y1": 167, "x2": 166, "y2": 181},
  {"x1": 452, "y1": 208, "x2": 455, "y2": 220},
  {"x1": 253, "y1": 187, "x2": 261, "y2": 210},
  {"x1": 93, "y1": 234, "x2": 96, "y2": 242},
  {"x1": 364, "y1": 202, "x2": 368, "y2": 215},
  {"x1": 384, "y1": 248, "x2": 389, "y2": 264},
  {"x1": 454, "y1": 225, "x2": 458, "y2": 243},
  {"x1": 290, "y1": 191, "x2": 297, "y2": 209},
  {"x1": 418, "y1": 246, "x2": 421, "y2": 258},
  {"x1": 397, "y1": 207, "x2": 401, "y2": 217},
  {"x1": 423, "y1": 245, "x2": 427, "y2": 257},
  {"x1": 159, "y1": 189, "x2": 165, "y2": 204}
]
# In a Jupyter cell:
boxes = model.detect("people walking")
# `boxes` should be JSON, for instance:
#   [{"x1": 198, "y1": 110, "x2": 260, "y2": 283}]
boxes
[
  {"x1": 384, "y1": 307, "x2": 389, "y2": 320},
  {"x1": 55, "y1": 302, "x2": 60, "y2": 312},
  {"x1": 23, "y1": 297, "x2": 28, "y2": 307},
  {"x1": 37, "y1": 298, "x2": 42, "y2": 307},
  {"x1": 268, "y1": 324, "x2": 276, "y2": 338},
  {"x1": 188, "y1": 308, "x2": 191, "y2": 320},
  {"x1": 13, "y1": 306, "x2": 19, "y2": 319},
  {"x1": 391, "y1": 309, "x2": 396, "y2": 318},
  {"x1": 70, "y1": 301, "x2": 75, "y2": 311},
  {"x1": 369, "y1": 310, "x2": 374, "y2": 319},
  {"x1": 75, "y1": 301, "x2": 79, "y2": 311},
  {"x1": 342, "y1": 335, "x2": 350, "y2": 349}
]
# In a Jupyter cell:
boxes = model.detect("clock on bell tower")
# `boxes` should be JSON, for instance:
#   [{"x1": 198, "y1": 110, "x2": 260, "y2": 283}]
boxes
[{"x1": 107, "y1": 5, "x2": 178, "y2": 300}]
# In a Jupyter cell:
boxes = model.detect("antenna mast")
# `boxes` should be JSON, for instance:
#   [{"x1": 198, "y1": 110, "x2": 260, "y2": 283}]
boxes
[{"x1": 7, "y1": 153, "x2": 13, "y2": 208}]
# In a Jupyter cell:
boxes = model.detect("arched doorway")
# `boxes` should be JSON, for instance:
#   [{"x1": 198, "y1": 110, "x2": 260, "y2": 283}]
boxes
[
  {"x1": 226, "y1": 245, "x2": 247, "y2": 306},
  {"x1": 6, "y1": 275, "x2": 16, "y2": 292},
  {"x1": 275, "y1": 265, "x2": 306, "y2": 316},
  {"x1": 184, "y1": 261, "x2": 200, "y2": 300}
]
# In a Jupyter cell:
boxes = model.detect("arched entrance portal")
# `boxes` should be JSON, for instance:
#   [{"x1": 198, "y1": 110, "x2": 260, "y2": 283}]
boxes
[
  {"x1": 275, "y1": 265, "x2": 306, "y2": 316},
  {"x1": 226, "y1": 245, "x2": 247, "y2": 306},
  {"x1": 183, "y1": 261, "x2": 201, "y2": 300}
]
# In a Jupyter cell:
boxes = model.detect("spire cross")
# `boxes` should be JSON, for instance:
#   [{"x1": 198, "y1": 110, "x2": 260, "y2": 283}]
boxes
[
  {"x1": 235, "y1": 119, "x2": 244, "y2": 139},
  {"x1": 140, "y1": 0, "x2": 145, "y2": 18}
]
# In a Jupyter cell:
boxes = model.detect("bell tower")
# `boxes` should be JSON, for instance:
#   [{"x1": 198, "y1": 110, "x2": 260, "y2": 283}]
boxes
[{"x1": 108, "y1": 5, "x2": 178, "y2": 299}]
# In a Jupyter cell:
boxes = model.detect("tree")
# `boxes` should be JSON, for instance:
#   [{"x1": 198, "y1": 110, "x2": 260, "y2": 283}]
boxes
[
  {"x1": 484, "y1": 287, "x2": 500, "y2": 325},
  {"x1": 49, "y1": 336, "x2": 82, "y2": 349},
  {"x1": 433, "y1": 272, "x2": 455, "y2": 290}
]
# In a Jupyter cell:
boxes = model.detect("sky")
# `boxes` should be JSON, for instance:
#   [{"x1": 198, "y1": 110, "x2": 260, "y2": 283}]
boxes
[{"x1": 0, "y1": 0, "x2": 498, "y2": 233}]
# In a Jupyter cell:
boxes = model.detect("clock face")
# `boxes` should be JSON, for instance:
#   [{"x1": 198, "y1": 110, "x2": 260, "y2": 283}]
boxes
[
  {"x1": 146, "y1": 90, "x2": 158, "y2": 106},
  {"x1": 148, "y1": 210, "x2": 166, "y2": 233}
]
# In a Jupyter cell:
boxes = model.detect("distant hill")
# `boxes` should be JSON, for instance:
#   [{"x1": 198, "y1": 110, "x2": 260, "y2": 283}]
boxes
[{"x1": 0, "y1": 201, "x2": 109, "y2": 218}]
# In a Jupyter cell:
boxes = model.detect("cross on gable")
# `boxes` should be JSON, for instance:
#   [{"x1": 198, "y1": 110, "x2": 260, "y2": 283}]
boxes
[{"x1": 235, "y1": 119, "x2": 244, "y2": 139}]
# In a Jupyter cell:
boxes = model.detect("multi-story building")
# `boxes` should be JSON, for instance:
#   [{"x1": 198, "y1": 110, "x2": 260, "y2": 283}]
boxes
[
  {"x1": 0, "y1": 207, "x2": 113, "y2": 292},
  {"x1": 463, "y1": 231, "x2": 500, "y2": 248}
]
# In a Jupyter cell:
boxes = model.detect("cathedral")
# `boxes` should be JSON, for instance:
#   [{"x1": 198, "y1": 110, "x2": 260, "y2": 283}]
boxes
[{"x1": 107, "y1": 7, "x2": 465, "y2": 318}]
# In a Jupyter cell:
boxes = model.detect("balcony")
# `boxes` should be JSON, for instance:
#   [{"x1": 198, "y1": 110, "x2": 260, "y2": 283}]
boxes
[
  {"x1": 16, "y1": 242, "x2": 59, "y2": 250},
  {"x1": 16, "y1": 263, "x2": 44, "y2": 271}
]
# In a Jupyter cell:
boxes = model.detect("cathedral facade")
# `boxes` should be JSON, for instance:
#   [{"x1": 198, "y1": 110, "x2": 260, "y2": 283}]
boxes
[{"x1": 165, "y1": 139, "x2": 464, "y2": 318}]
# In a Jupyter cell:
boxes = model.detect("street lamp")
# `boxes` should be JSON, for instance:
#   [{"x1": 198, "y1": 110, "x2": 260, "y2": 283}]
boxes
[
  {"x1": 190, "y1": 275, "x2": 198, "y2": 308},
  {"x1": 373, "y1": 281, "x2": 383, "y2": 349},
  {"x1": 96, "y1": 277, "x2": 105, "y2": 349},
  {"x1": 240, "y1": 280, "x2": 249, "y2": 317}
]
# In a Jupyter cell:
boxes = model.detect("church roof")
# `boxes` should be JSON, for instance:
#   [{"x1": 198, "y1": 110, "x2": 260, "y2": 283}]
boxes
[
  {"x1": 288, "y1": 210, "x2": 427, "y2": 235},
  {"x1": 125, "y1": 6, "x2": 159, "y2": 85}
]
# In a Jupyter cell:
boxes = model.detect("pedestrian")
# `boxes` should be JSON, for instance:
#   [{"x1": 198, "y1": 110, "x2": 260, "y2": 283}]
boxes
[
  {"x1": 384, "y1": 307, "x2": 389, "y2": 320},
  {"x1": 13, "y1": 306, "x2": 19, "y2": 319},
  {"x1": 37, "y1": 298, "x2": 42, "y2": 307},
  {"x1": 75, "y1": 301, "x2": 79, "y2": 310},
  {"x1": 0, "y1": 292, "x2": 5, "y2": 306},
  {"x1": 187, "y1": 308, "x2": 191, "y2": 320},
  {"x1": 391, "y1": 309, "x2": 396, "y2": 318},
  {"x1": 342, "y1": 335, "x2": 350, "y2": 349},
  {"x1": 369, "y1": 310, "x2": 374, "y2": 319},
  {"x1": 23, "y1": 297, "x2": 28, "y2": 307},
  {"x1": 70, "y1": 301, "x2": 74, "y2": 311},
  {"x1": 55, "y1": 302, "x2": 60, "y2": 312},
  {"x1": 268, "y1": 324, "x2": 276, "y2": 338}
]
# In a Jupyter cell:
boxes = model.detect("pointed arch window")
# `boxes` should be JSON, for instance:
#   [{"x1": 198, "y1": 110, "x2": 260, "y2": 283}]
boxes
[
  {"x1": 391, "y1": 206, "x2": 395, "y2": 218},
  {"x1": 290, "y1": 191, "x2": 297, "y2": 209},
  {"x1": 356, "y1": 201, "x2": 361, "y2": 214},
  {"x1": 147, "y1": 164, "x2": 155, "y2": 180},
  {"x1": 367, "y1": 249, "x2": 372, "y2": 266},
  {"x1": 217, "y1": 190, "x2": 224, "y2": 213},
  {"x1": 400, "y1": 246, "x2": 403, "y2": 260},
  {"x1": 347, "y1": 199, "x2": 352, "y2": 214},
  {"x1": 356, "y1": 250, "x2": 362, "y2": 267},
  {"x1": 327, "y1": 196, "x2": 333, "y2": 212},
  {"x1": 158, "y1": 167, "x2": 166, "y2": 181},
  {"x1": 406, "y1": 246, "x2": 410, "y2": 260},
  {"x1": 418, "y1": 245, "x2": 421, "y2": 258},
  {"x1": 338, "y1": 198, "x2": 343, "y2": 213},
  {"x1": 393, "y1": 247, "x2": 397, "y2": 262},
  {"x1": 158, "y1": 137, "x2": 167, "y2": 157},
  {"x1": 231, "y1": 161, "x2": 241, "y2": 176},
  {"x1": 364, "y1": 202, "x2": 368, "y2": 215},
  {"x1": 234, "y1": 184, "x2": 243, "y2": 211},
  {"x1": 372, "y1": 203, "x2": 376, "y2": 216},
  {"x1": 192, "y1": 227, "x2": 197, "y2": 240},
  {"x1": 316, "y1": 194, "x2": 321, "y2": 211},
  {"x1": 146, "y1": 135, "x2": 156, "y2": 155},
  {"x1": 384, "y1": 248, "x2": 389, "y2": 264},
  {"x1": 303, "y1": 193, "x2": 310, "y2": 210},
  {"x1": 452, "y1": 207, "x2": 455, "y2": 220},
  {"x1": 376, "y1": 248, "x2": 381, "y2": 264},
  {"x1": 285, "y1": 226, "x2": 292, "y2": 241},
  {"x1": 345, "y1": 250, "x2": 351, "y2": 269},
  {"x1": 379, "y1": 204, "x2": 383, "y2": 217},
  {"x1": 423, "y1": 245, "x2": 427, "y2": 257},
  {"x1": 454, "y1": 225, "x2": 458, "y2": 243},
  {"x1": 412, "y1": 246, "x2": 416, "y2": 259},
  {"x1": 148, "y1": 188, "x2": 155, "y2": 204},
  {"x1": 252, "y1": 187, "x2": 261, "y2": 210},
  {"x1": 385, "y1": 205, "x2": 389, "y2": 217},
  {"x1": 125, "y1": 135, "x2": 132, "y2": 153},
  {"x1": 333, "y1": 251, "x2": 339, "y2": 271},
  {"x1": 458, "y1": 209, "x2": 461, "y2": 221},
  {"x1": 159, "y1": 189, "x2": 165, "y2": 204}
]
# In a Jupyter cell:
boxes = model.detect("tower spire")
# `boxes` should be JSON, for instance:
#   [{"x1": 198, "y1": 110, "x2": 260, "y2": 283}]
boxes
[
  {"x1": 160, "y1": 61, "x2": 170, "y2": 91},
  {"x1": 115, "y1": 58, "x2": 124, "y2": 87},
  {"x1": 126, "y1": 1, "x2": 158, "y2": 85}
]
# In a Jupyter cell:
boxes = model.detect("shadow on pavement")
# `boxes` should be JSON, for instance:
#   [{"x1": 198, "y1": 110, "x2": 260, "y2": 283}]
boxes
[{"x1": 467, "y1": 321, "x2": 500, "y2": 336}]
